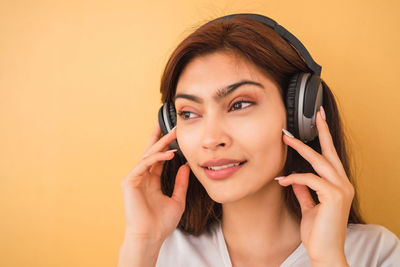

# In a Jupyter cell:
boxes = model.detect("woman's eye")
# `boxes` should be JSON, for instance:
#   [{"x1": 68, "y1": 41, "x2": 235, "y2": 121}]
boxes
[
  {"x1": 177, "y1": 111, "x2": 198, "y2": 120},
  {"x1": 229, "y1": 100, "x2": 254, "y2": 112}
]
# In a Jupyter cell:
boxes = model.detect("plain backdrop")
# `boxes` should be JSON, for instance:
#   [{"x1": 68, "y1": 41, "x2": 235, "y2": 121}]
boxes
[{"x1": 1, "y1": 0, "x2": 399, "y2": 266}]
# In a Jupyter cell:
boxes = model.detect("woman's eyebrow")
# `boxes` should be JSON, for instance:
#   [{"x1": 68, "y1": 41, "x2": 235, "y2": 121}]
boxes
[{"x1": 173, "y1": 80, "x2": 264, "y2": 104}]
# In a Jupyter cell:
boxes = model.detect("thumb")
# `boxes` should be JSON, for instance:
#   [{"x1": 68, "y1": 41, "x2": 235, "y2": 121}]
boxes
[
  {"x1": 291, "y1": 183, "x2": 316, "y2": 213},
  {"x1": 171, "y1": 163, "x2": 190, "y2": 206}
]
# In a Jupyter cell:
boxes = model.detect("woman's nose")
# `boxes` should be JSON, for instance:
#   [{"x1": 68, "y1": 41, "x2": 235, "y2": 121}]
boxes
[{"x1": 200, "y1": 117, "x2": 231, "y2": 151}]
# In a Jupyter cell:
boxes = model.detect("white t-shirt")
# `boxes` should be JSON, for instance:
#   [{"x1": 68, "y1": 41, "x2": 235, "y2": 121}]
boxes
[{"x1": 156, "y1": 222, "x2": 400, "y2": 266}]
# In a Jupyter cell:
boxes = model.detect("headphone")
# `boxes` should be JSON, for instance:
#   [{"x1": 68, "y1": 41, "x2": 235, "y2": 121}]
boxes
[{"x1": 158, "y1": 13, "x2": 323, "y2": 158}]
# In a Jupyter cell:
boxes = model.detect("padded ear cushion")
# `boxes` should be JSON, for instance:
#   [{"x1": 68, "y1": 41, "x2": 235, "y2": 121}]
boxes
[
  {"x1": 158, "y1": 104, "x2": 167, "y2": 136},
  {"x1": 286, "y1": 73, "x2": 300, "y2": 139},
  {"x1": 167, "y1": 101, "x2": 177, "y2": 129},
  {"x1": 166, "y1": 101, "x2": 186, "y2": 158}
]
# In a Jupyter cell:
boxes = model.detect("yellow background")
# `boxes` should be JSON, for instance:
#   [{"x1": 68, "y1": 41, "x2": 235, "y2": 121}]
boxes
[{"x1": 1, "y1": 0, "x2": 399, "y2": 266}]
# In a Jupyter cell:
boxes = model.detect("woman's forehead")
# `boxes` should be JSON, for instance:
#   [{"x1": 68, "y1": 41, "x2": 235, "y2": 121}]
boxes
[{"x1": 175, "y1": 52, "x2": 279, "y2": 93}]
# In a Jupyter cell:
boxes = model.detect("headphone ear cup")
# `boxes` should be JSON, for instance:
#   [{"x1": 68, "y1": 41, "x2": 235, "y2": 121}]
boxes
[
  {"x1": 157, "y1": 102, "x2": 185, "y2": 158},
  {"x1": 286, "y1": 73, "x2": 323, "y2": 143},
  {"x1": 286, "y1": 73, "x2": 300, "y2": 139},
  {"x1": 157, "y1": 102, "x2": 177, "y2": 135},
  {"x1": 302, "y1": 74, "x2": 323, "y2": 142}
]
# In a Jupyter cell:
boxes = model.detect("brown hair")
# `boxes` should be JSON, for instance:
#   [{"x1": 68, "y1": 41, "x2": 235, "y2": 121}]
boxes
[{"x1": 159, "y1": 15, "x2": 365, "y2": 236}]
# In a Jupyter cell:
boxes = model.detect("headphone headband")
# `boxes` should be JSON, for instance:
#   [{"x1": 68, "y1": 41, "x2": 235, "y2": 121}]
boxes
[{"x1": 204, "y1": 13, "x2": 322, "y2": 76}]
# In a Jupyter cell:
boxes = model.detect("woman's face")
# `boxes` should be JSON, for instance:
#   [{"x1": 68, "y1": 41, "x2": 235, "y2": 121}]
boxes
[{"x1": 174, "y1": 51, "x2": 288, "y2": 204}]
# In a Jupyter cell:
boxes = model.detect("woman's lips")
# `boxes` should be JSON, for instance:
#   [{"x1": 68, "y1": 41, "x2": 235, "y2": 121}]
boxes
[{"x1": 202, "y1": 161, "x2": 246, "y2": 180}]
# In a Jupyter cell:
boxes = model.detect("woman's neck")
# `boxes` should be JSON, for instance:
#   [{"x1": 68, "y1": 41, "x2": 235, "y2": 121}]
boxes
[{"x1": 221, "y1": 179, "x2": 301, "y2": 265}]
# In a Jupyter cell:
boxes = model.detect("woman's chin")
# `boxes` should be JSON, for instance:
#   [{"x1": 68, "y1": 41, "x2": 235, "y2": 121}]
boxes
[{"x1": 204, "y1": 186, "x2": 249, "y2": 204}]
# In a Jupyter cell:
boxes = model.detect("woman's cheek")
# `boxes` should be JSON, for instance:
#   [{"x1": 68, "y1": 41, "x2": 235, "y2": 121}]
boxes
[
  {"x1": 177, "y1": 128, "x2": 198, "y2": 159},
  {"x1": 228, "y1": 116, "x2": 265, "y2": 141}
]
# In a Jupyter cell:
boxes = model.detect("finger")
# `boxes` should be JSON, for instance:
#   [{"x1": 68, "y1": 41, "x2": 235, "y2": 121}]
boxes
[
  {"x1": 275, "y1": 173, "x2": 335, "y2": 203},
  {"x1": 142, "y1": 127, "x2": 177, "y2": 159},
  {"x1": 282, "y1": 130, "x2": 338, "y2": 184},
  {"x1": 148, "y1": 148, "x2": 176, "y2": 178},
  {"x1": 291, "y1": 183, "x2": 316, "y2": 212},
  {"x1": 315, "y1": 108, "x2": 347, "y2": 178},
  {"x1": 143, "y1": 122, "x2": 163, "y2": 156},
  {"x1": 171, "y1": 163, "x2": 190, "y2": 207},
  {"x1": 128, "y1": 150, "x2": 176, "y2": 182}
]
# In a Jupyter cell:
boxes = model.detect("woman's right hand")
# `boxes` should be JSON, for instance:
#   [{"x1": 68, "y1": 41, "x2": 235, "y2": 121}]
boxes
[{"x1": 120, "y1": 122, "x2": 190, "y2": 244}]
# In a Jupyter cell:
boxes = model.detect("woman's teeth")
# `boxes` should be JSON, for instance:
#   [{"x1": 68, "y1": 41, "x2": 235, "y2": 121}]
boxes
[{"x1": 207, "y1": 162, "x2": 241, "y2": 170}]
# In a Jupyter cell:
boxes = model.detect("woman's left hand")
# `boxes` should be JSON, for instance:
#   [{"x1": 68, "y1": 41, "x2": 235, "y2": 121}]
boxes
[{"x1": 276, "y1": 106, "x2": 354, "y2": 267}]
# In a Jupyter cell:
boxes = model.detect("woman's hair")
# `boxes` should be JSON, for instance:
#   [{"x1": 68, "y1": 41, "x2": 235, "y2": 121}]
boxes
[{"x1": 159, "y1": 15, "x2": 365, "y2": 236}]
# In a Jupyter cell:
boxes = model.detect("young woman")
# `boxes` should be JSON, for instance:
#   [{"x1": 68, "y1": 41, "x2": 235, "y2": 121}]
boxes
[{"x1": 118, "y1": 14, "x2": 400, "y2": 267}]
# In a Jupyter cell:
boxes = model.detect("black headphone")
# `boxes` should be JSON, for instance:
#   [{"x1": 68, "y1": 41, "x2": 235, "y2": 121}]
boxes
[{"x1": 158, "y1": 13, "x2": 323, "y2": 158}]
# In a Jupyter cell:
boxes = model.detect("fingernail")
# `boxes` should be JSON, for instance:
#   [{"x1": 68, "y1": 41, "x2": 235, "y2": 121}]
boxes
[
  {"x1": 282, "y1": 128, "x2": 294, "y2": 138},
  {"x1": 166, "y1": 149, "x2": 178, "y2": 153},
  {"x1": 319, "y1": 106, "x2": 326, "y2": 121},
  {"x1": 274, "y1": 176, "x2": 286, "y2": 180}
]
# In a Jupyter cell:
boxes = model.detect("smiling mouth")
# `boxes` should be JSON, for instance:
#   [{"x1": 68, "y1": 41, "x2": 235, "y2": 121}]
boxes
[
  {"x1": 201, "y1": 160, "x2": 247, "y2": 170},
  {"x1": 202, "y1": 160, "x2": 247, "y2": 180}
]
